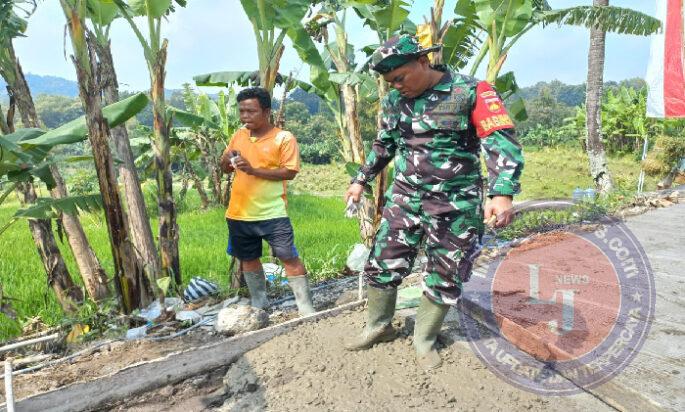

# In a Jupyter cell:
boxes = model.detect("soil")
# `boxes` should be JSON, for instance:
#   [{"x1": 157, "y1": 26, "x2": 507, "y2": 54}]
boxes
[
  {"x1": 507, "y1": 231, "x2": 575, "y2": 255},
  {"x1": 0, "y1": 276, "x2": 361, "y2": 405},
  {"x1": 106, "y1": 309, "x2": 609, "y2": 412},
  {"x1": 0, "y1": 332, "x2": 222, "y2": 403}
]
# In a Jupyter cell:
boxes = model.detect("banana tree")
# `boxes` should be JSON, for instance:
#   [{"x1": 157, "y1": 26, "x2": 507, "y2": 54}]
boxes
[
  {"x1": 349, "y1": 0, "x2": 417, "y2": 228},
  {"x1": 289, "y1": 0, "x2": 416, "y2": 244},
  {"x1": 113, "y1": 0, "x2": 186, "y2": 289},
  {"x1": 173, "y1": 84, "x2": 240, "y2": 205},
  {"x1": 194, "y1": 0, "x2": 317, "y2": 97},
  {"x1": 1, "y1": 93, "x2": 149, "y2": 311},
  {"x1": 1, "y1": 0, "x2": 114, "y2": 301},
  {"x1": 417, "y1": 0, "x2": 446, "y2": 64},
  {"x1": 84, "y1": 0, "x2": 162, "y2": 297}
]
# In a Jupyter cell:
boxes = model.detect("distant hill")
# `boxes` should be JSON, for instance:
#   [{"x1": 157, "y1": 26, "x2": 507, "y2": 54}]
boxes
[{"x1": 0, "y1": 73, "x2": 80, "y2": 98}]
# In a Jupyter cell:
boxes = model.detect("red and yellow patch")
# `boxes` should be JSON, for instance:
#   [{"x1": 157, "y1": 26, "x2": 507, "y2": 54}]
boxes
[{"x1": 471, "y1": 81, "x2": 514, "y2": 138}]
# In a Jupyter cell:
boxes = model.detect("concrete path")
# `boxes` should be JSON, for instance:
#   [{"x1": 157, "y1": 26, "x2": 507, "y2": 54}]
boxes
[
  {"x1": 439, "y1": 202, "x2": 685, "y2": 411},
  {"x1": 613, "y1": 203, "x2": 685, "y2": 411}
]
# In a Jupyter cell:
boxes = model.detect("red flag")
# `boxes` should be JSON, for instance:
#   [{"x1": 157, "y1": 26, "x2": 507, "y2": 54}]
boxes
[{"x1": 646, "y1": 0, "x2": 685, "y2": 118}]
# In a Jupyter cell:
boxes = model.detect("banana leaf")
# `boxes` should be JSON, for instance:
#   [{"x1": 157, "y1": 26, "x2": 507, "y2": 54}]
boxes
[
  {"x1": 22, "y1": 92, "x2": 149, "y2": 147},
  {"x1": 13, "y1": 193, "x2": 104, "y2": 219}
]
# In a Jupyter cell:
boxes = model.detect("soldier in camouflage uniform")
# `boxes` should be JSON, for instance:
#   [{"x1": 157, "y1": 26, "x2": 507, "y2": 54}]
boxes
[{"x1": 345, "y1": 35, "x2": 524, "y2": 370}]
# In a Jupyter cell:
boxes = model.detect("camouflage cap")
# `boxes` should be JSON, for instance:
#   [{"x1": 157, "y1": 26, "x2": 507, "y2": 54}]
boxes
[{"x1": 371, "y1": 34, "x2": 442, "y2": 74}]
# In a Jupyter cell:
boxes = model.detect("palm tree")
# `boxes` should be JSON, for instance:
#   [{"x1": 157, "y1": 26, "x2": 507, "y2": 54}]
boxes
[
  {"x1": 543, "y1": 1, "x2": 661, "y2": 193},
  {"x1": 585, "y1": 0, "x2": 613, "y2": 193}
]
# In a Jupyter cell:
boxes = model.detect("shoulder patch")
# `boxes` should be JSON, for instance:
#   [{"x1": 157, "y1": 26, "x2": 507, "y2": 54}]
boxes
[{"x1": 471, "y1": 81, "x2": 514, "y2": 138}]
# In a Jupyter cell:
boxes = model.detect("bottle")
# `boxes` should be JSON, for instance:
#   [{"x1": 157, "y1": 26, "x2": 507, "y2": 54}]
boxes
[
  {"x1": 584, "y1": 187, "x2": 596, "y2": 202},
  {"x1": 572, "y1": 187, "x2": 584, "y2": 203}
]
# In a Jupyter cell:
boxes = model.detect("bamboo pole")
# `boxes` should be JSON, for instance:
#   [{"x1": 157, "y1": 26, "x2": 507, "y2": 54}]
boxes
[{"x1": 0, "y1": 333, "x2": 59, "y2": 353}]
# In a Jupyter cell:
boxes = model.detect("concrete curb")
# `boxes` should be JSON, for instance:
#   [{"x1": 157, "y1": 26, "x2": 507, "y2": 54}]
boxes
[{"x1": 0, "y1": 300, "x2": 365, "y2": 412}]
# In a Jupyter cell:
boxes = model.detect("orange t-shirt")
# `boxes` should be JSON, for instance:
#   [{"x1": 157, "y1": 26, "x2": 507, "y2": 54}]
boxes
[{"x1": 224, "y1": 127, "x2": 301, "y2": 221}]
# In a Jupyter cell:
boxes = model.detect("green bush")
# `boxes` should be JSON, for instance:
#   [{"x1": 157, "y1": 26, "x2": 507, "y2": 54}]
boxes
[
  {"x1": 518, "y1": 124, "x2": 579, "y2": 147},
  {"x1": 68, "y1": 169, "x2": 98, "y2": 195},
  {"x1": 288, "y1": 114, "x2": 341, "y2": 164}
]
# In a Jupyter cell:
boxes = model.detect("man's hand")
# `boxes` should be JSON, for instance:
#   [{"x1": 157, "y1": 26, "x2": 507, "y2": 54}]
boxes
[
  {"x1": 484, "y1": 195, "x2": 514, "y2": 228},
  {"x1": 345, "y1": 183, "x2": 365, "y2": 204},
  {"x1": 233, "y1": 156, "x2": 254, "y2": 175},
  {"x1": 219, "y1": 151, "x2": 234, "y2": 174}
]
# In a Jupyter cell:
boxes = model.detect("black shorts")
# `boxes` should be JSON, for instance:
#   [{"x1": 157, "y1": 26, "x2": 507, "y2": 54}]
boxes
[{"x1": 226, "y1": 217, "x2": 299, "y2": 261}]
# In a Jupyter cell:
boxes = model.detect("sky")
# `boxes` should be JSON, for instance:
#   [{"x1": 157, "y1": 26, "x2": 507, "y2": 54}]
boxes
[{"x1": 11, "y1": 0, "x2": 657, "y2": 92}]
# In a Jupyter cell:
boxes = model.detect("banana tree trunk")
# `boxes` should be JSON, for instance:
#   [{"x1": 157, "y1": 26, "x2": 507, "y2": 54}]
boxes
[
  {"x1": 19, "y1": 182, "x2": 83, "y2": 313},
  {"x1": 332, "y1": 107, "x2": 353, "y2": 162},
  {"x1": 585, "y1": 0, "x2": 613, "y2": 194},
  {"x1": 62, "y1": 1, "x2": 152, "y2": 313},
  {"x1": 221, "y1": 176, "x2": 231, "y2": 207},
  {"x1": 150, "y1": 40, "x2": 181, "y2": 287},
  {"x1": 3, "y1": 47, "x2": 39, "y2": 128},
  {"x1": 3, "y1": 39, "x2": 110, "y2": 302},
  {"x1": 427, "y1": 0, "x2": 445, "y2": 65},
  {"x1": 342, "y1": 84, "x2": 375, "y2": 245},
  {"x1": 373, "y1": 78, "x2": 390, "y2": 227},
  {"x1": 183, "y1": 153, "x2": 210, "y2": 209},
  {"x1": 0, "y1": 103, "x2": 10, "y2": 134},
  {"x1": 327, "y1": 19, "x2": 373, "y2": 243},
  {"x1": 95, "y1": 38, "x2": 161, "y2": 291},
  {"x1": 3, "y1": 84, "x2": 83, "y2": 312},
  {"x1": 50, "y1": 165, "x2": 109, "y2": 300},
  {"x1": 197, "y1": 137, "x2": 222, "y2": 205},
  {"x1": 179, "y1": 175, "x2": 189, "y2": 203},
  {"x1": 342, "y1": 84, "x2": 365, "y2": 164}
]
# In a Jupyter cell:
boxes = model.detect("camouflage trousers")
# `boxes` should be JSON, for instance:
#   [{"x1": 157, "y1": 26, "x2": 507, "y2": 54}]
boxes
[{"x1": 364, "y1": 183, "x2": 484, "y2": 306}]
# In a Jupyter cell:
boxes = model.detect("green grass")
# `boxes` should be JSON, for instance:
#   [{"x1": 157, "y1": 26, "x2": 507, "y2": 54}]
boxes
[
  {"x1": 288, "y1": 162, "x2": 352, "y2": 196},
  {"x1": 0, "y1": 190, "x2": 359, "y2": 341},
  {"x1": 518, "y1": 146, "x2": 658, "y2": 199},
  {"x1": 0, "y1": 145, "x2": 655, "y2": 340},
  {"x1": 288, "y1": 147, "x2": 658, "y2": 199}
]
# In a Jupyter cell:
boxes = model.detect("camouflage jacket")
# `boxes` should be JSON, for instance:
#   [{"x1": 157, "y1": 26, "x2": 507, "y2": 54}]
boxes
[{"x1": 354, "y1": 67, "x2": 524, "y2": 198}]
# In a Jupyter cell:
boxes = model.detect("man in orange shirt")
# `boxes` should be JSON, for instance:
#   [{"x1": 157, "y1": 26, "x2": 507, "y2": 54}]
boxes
[{"x1": 219, "y1": 87, "x2": 315, "y2": 316}]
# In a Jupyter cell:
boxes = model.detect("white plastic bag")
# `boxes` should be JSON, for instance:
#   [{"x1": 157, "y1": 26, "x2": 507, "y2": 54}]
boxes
[
  {"x1": 346, "y1": 243, "x2": 370, "y2": 272},
  {"x1": 125, "y1": 325, "x2": 148, "y2": 340},
  {"x1": 344, "y1": 198, "x2": 359, "y2": 218}
]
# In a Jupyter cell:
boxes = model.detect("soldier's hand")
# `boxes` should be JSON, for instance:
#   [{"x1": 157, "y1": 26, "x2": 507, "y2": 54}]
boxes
[
  {"x1": 484, "y1": 196, "x2": 514, "y2": 228},
  {"x1": 345, "y1": 183, "x2": 365, "y2": 204}
]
